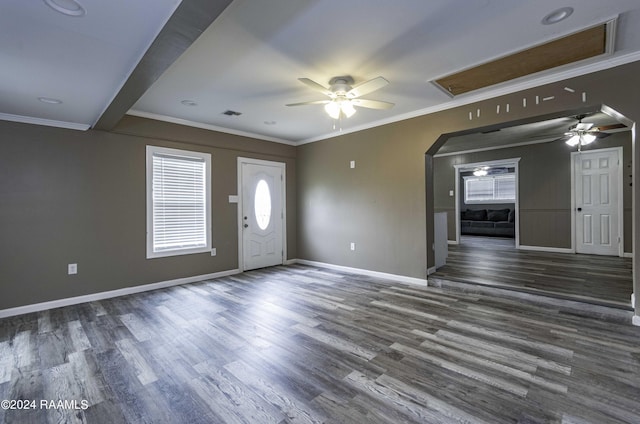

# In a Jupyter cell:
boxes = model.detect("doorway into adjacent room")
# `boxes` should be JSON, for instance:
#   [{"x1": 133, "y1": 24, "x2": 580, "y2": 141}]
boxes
[
  {"x1": 453, "y1": 158, "x2": 520, "y2": 248},
  {"x1": 428, "y1": 106, "x2": 634, "y2": 309}
]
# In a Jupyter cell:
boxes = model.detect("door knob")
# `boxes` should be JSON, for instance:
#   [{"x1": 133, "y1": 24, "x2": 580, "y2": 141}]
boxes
[{"x1": 577, "y1": 207, "x2": 582, "y2": 211}]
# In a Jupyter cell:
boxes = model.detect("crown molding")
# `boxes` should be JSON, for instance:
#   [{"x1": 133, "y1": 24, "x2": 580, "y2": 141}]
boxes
[{"x1": 0, "y1": 112, "x2": 90, "y2": 131}]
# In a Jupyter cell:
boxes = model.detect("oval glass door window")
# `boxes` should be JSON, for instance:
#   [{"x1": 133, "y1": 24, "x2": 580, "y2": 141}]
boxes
[{"x1": 254, "y1": 179, "x2": 272, "y2": 230}]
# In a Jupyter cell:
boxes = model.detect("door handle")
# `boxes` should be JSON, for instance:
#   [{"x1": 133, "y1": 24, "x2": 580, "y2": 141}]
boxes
[{"x1": 577, "y1": 207, "x2": 582, "y2": 212}]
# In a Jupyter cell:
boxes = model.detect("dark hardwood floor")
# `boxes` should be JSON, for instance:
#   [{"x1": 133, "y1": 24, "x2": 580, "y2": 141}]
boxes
[
  {"x1": 1, "y1": 264, "x2": 639, "y2": 423},
  {"x1": 433, "y1": 236, "x2": 633, "y2": 309}
]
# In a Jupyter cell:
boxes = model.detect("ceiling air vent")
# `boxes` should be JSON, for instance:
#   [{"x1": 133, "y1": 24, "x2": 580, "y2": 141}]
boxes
[
  {"x1": 433, "y1": 20, "x2": 615, "y2": 96},
  {"x1": 222, "y1": 110, "x2": 242, "y2": 116}
]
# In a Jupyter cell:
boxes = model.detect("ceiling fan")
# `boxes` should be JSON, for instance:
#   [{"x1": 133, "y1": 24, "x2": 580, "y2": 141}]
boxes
[
  {"x1": 286, "y1": 76, "x2": 394, "y2": 119},
  {"x1": 556, "y1": 114, "x2": 625, "y2": 151}
]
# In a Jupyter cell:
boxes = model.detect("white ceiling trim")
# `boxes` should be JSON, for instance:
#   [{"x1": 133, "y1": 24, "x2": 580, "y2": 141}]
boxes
[
  {"x1": 435, "y1": 137, "x2": 562, "y2": 158},
  {"x1": 127, "y1": 110, "x2": 296, "y2": 145},
  {"x1": 297, "y1": 50, "x2": 640, "y2": 145},
  {"x1": 0, "y1": 112, "x2": 90, "y2": 131}
]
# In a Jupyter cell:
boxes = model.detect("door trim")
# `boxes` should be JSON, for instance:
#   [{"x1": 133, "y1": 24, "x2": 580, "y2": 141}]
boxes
[
  {"x1": 453, "y1": 157, "x2": 521, "y2": 248},
  {"x1": 570, "y1": 146, "x2": 624, "y2": 257},
  {"x1": 237, "y1": 157, "x2": 287, "y2": 271}
]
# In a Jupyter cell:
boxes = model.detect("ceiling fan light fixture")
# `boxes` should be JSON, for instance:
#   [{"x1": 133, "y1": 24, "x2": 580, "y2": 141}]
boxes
[
  {"x1": 341, "y1": 100, "x2": 356, "y2": 118},
  {"x1": 324, "y1": 101, "x2": 341, "y2": 120},
  {"x1": 581, "y1": 133, "x2": 597, "y2": 145},
  {"x1": 565, "y1": 135, "x2": 580, "y2": 147},
  {"x1": 324, "y1": 99, "x2": 357, "y2": 119},
  {"x1": 473, "y1": 167, "x2": 489, "y2": 176}
]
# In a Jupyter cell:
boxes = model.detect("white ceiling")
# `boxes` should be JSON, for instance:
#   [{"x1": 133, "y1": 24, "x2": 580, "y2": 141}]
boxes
[
  {"x1": 0, "y1": 0, "x2": 181, "y2": 130},
  {"x1": 3, "y1": 0, "x2": 640, "y2": 142}
]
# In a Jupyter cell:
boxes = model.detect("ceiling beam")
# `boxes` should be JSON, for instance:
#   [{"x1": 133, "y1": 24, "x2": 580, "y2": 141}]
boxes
[{"x1": 93, "y1": 0, "x2": 232, "y2": 131}]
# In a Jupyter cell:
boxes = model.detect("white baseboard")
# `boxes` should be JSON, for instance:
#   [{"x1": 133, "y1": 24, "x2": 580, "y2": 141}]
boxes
[
  {"x1": 294, "y1": 259, "x2": 428, "y2": 286},
  {"x1": 623, "y1": 252, "x2": 633, "y2": 258},
  {"x1": 284, "y1": 259, "x2": 298, "y2": 265},
  {"x1": 427, "y1": 266, "x2": 438, "y2": 276},
  {"x1": 0, "y1": 269, "x2": 241, "y2": 319},
  {"x1": 518, "y1": 245, "x2": 574, "y2": 254},
  {"x1": 633, "y1": 315, "x2": 640, "y2": 327}
]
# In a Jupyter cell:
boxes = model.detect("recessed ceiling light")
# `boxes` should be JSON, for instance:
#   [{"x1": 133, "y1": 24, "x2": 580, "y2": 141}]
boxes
[
  {"x1": 541, "y1": 7, "x2": 573, "y2": 25},
  {"x1": 43, "y1": 0, "x2": 86, "y2": 17},
  {"x1": 181, "y1": 100, "x2": 198, "y2": 106},
  {"x1": 38, "y1": 97, "x2": 63, "y2": 104}
]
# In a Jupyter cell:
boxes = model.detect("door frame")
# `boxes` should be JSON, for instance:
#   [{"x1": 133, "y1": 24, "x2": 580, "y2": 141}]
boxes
[
  {"x1": 237, "y1": 157, "x2": 287, "y2": 271},
  {"x1": 570, "y1": 146, "x2": 624, "y2": 257},
  {"x1": 453, "y1": 157, "x2": 521, "y2": 248}
]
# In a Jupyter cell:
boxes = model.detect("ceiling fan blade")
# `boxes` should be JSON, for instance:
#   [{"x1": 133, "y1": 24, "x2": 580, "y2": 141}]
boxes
[
  {"x1": 574, "y1": 122, "x2": 594, "y2": 131},
  {"x1": 595, "y1": 123, "x2": 626, "y2": 131},
  {"x1": 347, "y1": 76, "x2": 389, "y2": 98},
  {"x1": 554, "y1": 134, "x2": 574, "y2": 143},
  {"x1": 592, "y1": 131, "x2": 611, "y2": 139},
  {"x1": 351, "y1": 98, "x2": 395, "y2": 110},
  {"x1": 285, "y1": 100, "x2": 330, "y2": 107},
  {"x1": 297, "y1": 78, "x2": 332, "y2": 96}
]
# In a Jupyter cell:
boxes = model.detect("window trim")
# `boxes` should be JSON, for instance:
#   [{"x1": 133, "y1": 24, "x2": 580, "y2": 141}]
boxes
[
  {"x1": 146, "y1": 145, "x2": 212, "y2": 259},
  {"x1": 463, "y1": 173, "x2": 516, "y2": 204}
]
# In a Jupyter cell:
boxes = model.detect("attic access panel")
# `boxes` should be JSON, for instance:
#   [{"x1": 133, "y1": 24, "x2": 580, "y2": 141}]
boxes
[{"x1": 434, "y1": 23, "x2": 610, "y2": 96}]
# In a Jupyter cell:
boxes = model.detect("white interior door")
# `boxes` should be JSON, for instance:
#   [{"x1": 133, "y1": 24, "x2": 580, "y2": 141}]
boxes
[
  {"x1": 240, "y1": 160, "x2": 284, "y2": 270},
  {"x1": 574, "y1": 148, "x2": 621, "y2": 256}
]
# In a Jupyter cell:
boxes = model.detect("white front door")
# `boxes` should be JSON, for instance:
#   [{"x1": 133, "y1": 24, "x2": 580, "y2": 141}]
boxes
[
  {"x1": 240, "y1": 159, "x2": 285, "y2": 270},
  {"x1": 574, "y1": 148, "x2": 622, "y2": 256}
]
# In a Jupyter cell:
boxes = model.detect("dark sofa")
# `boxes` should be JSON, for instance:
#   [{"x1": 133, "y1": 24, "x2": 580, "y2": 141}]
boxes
[{"x1": 461, "y1": 208, "x2": 515, "y2": 237}]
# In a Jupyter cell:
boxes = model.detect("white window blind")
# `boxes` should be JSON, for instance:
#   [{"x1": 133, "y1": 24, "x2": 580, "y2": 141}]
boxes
[
  {"x1": 464, "y1": 174, "x2": 516, "y2": 203},
  {"x1": 146, "y1": 146, "x2": 211, "y2": 258}
]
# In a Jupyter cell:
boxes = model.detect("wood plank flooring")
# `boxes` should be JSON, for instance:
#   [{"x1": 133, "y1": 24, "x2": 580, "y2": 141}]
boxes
[
  {"x1": 1, "y1": 264, "x2": 639, "y2": 423},
  {"x1": 434, "y1": 236, "x2": 633, "y2": 309}
]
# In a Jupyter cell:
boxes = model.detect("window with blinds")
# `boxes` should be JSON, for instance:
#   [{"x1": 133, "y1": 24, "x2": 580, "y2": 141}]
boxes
[
  {"x1": 464, "y1": 174, "x2": 516, "y2": 203},
  {"x1": 146, "y1": 146, "x2": 211, "y2": 258}
]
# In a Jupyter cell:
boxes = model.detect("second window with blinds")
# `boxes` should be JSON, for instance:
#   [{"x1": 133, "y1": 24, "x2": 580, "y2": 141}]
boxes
[
  {"x1": 464, "y1": 173, "x2": 516, "y2": 204},
  {"x1": 146, "y1": 145, "x2": 212, "y2": 258}
]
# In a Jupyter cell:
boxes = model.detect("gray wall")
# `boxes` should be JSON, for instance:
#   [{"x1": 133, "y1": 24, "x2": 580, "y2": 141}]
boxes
[
  {"x1": 0, "y1": 116, "x2": 296, "y2": 310},
  {"x1": 434, "y1": 132, "x2": 632, "y2": 251},
  {"x1": 297, "y1": 59, "x2": 640, "y2": 311}
]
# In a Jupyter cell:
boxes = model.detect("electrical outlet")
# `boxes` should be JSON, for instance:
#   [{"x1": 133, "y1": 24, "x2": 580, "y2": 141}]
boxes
[
  {"x1": 350, "y1": 160, "x2": 356, "y2": 169},
  {"x1": 211, "y1": 248, "x2": 217, "y2": 256},
  {"x1": 350, "y1": 242, "x2": 356, "y2": 251},
  {"x1": 68, "y1": 263, "x2": 77, "y2": 275},
  {"x1": 449, "y1": 190, "x2": 454, "y2": 197}
]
